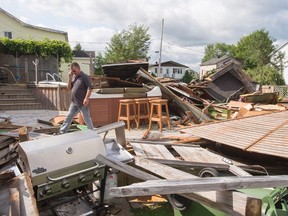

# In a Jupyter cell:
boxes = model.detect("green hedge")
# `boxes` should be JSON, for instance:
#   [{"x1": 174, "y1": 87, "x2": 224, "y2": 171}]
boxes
[{"x1": 0, "y1": 38, "x2": 72, "y2": 62}]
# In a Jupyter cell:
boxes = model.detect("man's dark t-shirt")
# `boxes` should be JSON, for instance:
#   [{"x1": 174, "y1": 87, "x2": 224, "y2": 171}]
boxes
[{"x1": 71, "y1": 71, "x2": 92, "y2": 106}]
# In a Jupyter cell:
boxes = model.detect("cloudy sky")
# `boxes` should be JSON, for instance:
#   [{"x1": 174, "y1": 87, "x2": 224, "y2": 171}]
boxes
[{"x1": 1, "y1": 0, "x2": 288, "y2": 71}]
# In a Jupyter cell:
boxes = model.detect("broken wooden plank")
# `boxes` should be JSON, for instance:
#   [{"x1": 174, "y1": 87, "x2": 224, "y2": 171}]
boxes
[
  {"x1": 130, "y1": 142, "x2": 175, "y2": 160},
  {"x1": 95, "y1": 154, "x2": 158, "y2": 181},
  {"x1": 130, "y1": 139, "x2": 204, "y2": 147},
  {"x1": 0, "y1": 170, "x2": 15, "y2": 184},
  {"x1": 148, "y1": 158, "x2": 229, "y2": 170},
  {"x1": 37, "y1": 119, "x2": 54, "y2": 126},
  {"x1": 18, "y1": 126, "x2": 29, "y2": 142},
  {"x1": 173, "y1": 146, "x2": 251, "y2": 176},
  {"x1": 110, "y1": 175, "x2": 288, "y2": 197},
  {"x1": 138, "y1": 68, "x2": 211, "y2": 123},
  {"x1": 97, "y1": 154, "x2": 260, "y2": 215},
  {"x1": 134, "y1": 156, "x2": 261, "y2": 216},
  {"x1": 0, "y1": 173, "x2": 38, "y2": 215}
]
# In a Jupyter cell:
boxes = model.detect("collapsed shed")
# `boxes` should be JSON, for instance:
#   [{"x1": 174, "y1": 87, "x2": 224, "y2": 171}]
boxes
[{"x1": 188, "y1": 62, "x2": 256, "y2": 103}]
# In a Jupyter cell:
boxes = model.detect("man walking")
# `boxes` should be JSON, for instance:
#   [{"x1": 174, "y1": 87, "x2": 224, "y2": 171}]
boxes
[{"x1": 60, "y1": 62, "x2": 94, "y2": 133}]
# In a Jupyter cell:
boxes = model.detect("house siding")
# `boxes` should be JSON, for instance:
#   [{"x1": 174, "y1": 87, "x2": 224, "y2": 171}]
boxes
[
  {"x1": 279, "y1": 44, "x2": 288, "y2": 84},
  {"x1": 0, "y1": 9, "x2": 67, "y2": 41},
  {"x1": 60, "y1": 57, "x2": 94, "y2": 81}
]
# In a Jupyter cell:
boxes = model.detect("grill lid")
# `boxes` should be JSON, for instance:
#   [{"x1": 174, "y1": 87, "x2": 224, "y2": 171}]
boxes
[{"x1": 18, "y1": 130, "x2": 107, "y2": 185}]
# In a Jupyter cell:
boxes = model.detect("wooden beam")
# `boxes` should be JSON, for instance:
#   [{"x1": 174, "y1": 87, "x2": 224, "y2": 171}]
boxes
[
  {"x1": 130, "y1": 139, "x2": 205, "y2": 147},
  {"x1": 147, "y1": 158, "x2": 230, "y2": 170},
  {"x1": 96, "y1": 154, "x2": 261, "y2": 216},
  {"x1": 134, "y1": 156, "x2": 261, "y2": 216},
  {"x1": 137, "y1": 68, "x2": 211, "y2": 123},
  {"x1": 95, "y1": 154, "x2": 158, "y2": 181},
  {"x1": 110, "y1": 175, "x2": 288, "y2": 197}
]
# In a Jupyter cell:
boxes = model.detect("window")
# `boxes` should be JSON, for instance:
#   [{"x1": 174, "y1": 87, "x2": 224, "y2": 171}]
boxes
[{"x1": 4, "y1": 32, "x2": 12, "y2": 39}]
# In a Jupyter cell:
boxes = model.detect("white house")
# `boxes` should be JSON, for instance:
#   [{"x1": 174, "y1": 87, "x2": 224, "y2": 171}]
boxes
[
  {"x1": 272, "y1": 42, "x2": 288, "y2": 84},
  {"x1": 200, "y1": 56, "x2": 242, "y2": 79},
  {"x1": 149, "y1": 61, "x2": 189, "y2": 79},
  {"x1": 60, "y1": 50, "x2": 95, "y2": 81}
]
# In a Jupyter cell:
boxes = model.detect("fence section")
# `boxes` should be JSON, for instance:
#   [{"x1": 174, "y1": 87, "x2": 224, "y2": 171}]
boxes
[
  {"x1": 262, "y1": 85, "x2": 288, "y2": 98},
  {"x1": 29, "y1": 84, "x2": 71, "y2": 111}
]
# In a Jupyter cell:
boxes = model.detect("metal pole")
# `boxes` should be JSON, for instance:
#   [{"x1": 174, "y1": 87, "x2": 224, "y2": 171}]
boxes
[
  {"x1": 158, "y1": 19, "x2": 164, "y2": 77},
  {"x1": 32, "y1": 58, "x2": 39, "y2": 84}
]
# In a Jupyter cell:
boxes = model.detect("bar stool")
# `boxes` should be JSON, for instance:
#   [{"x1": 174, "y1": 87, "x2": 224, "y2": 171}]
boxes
[
  {"x1": 117, "y1": 99, "x2": 138, "y2": 130},
  {"x1": 148, "y1": 99, "x2": 171, "y2": 132},
  {"x1": 135, "y1": 98, "x2": 150, "y2": 128}
]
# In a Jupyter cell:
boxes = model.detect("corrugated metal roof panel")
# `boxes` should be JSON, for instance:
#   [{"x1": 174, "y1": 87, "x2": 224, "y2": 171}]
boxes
[{"x1": 181, "y1": 111, "x2": 288, "y2": 159}]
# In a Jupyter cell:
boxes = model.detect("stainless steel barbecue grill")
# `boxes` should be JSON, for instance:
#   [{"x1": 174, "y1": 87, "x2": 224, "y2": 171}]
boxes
[{"x1": 18, "y1": 122, "x2": 133, "y2": 203}]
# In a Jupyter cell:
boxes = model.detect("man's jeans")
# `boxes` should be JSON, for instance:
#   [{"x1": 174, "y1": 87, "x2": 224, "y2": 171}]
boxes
[{"x1": 60, "y1": 102, "x2": 94, "y2": 133}]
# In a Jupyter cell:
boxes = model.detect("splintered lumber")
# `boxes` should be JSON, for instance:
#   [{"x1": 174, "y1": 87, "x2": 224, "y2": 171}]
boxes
[
  {"x1": 18, "y1": 126, "x2": 29, "y2": 142},
  {"x1": 0, "y1": 173, "x2": 38, "y2": 215},
  {"x1": 137, "y1": 68, "x2": 211, "y2": 123},
  {"x1": 97, "y1": 154, "x2": 260, "y2": 216},
  {"x1": 134, "y1": 157, "x2": 261, "y2": 216},
  {"x1": 173, "y1": 146, "x2": 251, "y2": 176},
  {"x1": 130, "y1": 142, "x2": 176, "y2": 160},
  {"x1": 161, "y1": 135, "x2": 201, "y2": 143},
  {"x1": 148, "y1": 158, "x2": 229, "y2": 170},
  {"x1": 110, "y1": 175, "x2": 288, "y2": 197},
  {"x1": 96, "y1": 154, "x2": 158, "y2": 181},
  {"x1": 0, "y1": 170, "x2": 15, "y2": 184}
]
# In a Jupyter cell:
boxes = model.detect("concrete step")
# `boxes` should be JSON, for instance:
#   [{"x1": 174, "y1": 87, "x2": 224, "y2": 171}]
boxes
[
  {"x1": 0, "y1": 103, "x2": 43, "y2": 110},
  {"x1": 0, "y1": 84, "x2": 28, "y2": 89},
  {"x1": 0, "y1": 93, "x2": 34, "y2": 99},
  {"x1": 0, "y1": 98, "x2": 37, "y2": 104},
  {"x1": 0, "y1": 89, "x2": 33, "y2": 95},
  {"x1": 0, "y1": 84, "x2": 43, "y2": 111}
]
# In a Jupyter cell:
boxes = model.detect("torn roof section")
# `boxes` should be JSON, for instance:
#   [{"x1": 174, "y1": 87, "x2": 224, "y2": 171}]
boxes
[
  {"x1": 102, "y1": 62, "x2": 149, "y2": 80},
  {"x1": 203, "y1": 62, "x2": 255, "y2": 102},
  {"x1": 181, "y1": 110, "x2": 288, "y2": 159}
]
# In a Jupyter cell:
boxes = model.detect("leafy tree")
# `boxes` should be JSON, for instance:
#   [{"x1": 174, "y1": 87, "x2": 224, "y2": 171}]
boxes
[
  {"x1": 245, "y1": 65, "x2": 285, "y2": 85},
  {"x1": 182, "y1": 69, "x2": 199, "y2": 83},
  {"x1": 202, "y1": 29, "x2": 286, "y2": 85},
  {"x1": 182, "y1": 70, "x2": 193, "y2": 83},
  {"x1": 94, "y1": 52, "x2": 106, "y2": 75},
  {"x1": 105, "y1": 24, "x2": 151, "y2": 63},
  {"x1": 235, "y1": 29, "x2": 274, "y2": 69},
  {"x1": 235, "y1": 29, "x2": 286, "y2": 85},
  {"x1": 73, "y1": 42, "x2": 83, "y2": 51},
  {"x1": 202, "y1": 43, "x2": 235, "y2": 63}
]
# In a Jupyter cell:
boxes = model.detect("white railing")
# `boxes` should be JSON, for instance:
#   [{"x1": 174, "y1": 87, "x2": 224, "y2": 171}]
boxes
[{"x1": 45, "y1": 73, "x2": 63, "y2": 82}]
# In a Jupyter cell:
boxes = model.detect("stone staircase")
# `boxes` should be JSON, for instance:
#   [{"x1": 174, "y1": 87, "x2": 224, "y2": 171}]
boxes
[{"x1": 0, "y1": 84, "x2": 43, "y2": 110}]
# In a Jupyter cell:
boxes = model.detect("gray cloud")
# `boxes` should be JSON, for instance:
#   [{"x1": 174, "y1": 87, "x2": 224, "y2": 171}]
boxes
[{"x1": 2, "y1": 0, "x2": 288, "y2": 71}]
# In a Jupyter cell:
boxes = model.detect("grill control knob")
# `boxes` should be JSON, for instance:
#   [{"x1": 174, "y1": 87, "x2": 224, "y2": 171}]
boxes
[
  {"x1": 93, "y1": 171, "x2": 101, "y2": 179},
  {"x1": 61, "y1": 180, "x2": 70, "y2": 189},
  {"x1": 43, "y1": 186, "x2": 52, "y2": 195},
  {"x1": 78, "y1": 175, "x2": 86, "y2": 183}
]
